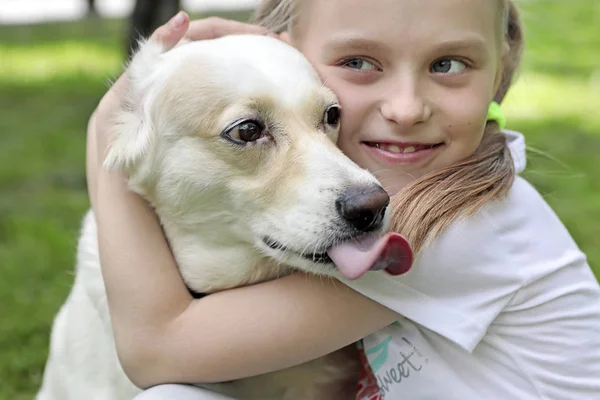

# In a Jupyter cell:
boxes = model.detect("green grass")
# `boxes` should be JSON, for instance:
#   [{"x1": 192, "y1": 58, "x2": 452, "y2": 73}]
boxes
[{"x1": 1, "y1": 2, "x2": 599, "y2": 398}]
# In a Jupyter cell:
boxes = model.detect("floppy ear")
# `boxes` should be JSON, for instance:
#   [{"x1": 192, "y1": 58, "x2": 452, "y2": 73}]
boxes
[{"x1": 103, "y1": 38, "x2": 166, "y2": 172}]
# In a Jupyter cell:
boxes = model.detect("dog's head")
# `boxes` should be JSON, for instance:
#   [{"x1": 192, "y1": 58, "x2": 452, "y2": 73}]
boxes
[{"x1": 105, "y1": 35, "x2": 411, "y2": 283}]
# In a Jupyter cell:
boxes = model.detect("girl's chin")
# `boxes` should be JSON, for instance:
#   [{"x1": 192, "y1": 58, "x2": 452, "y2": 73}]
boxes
[{"x1": 377, "y1": 174, "x2": 418, "y2": 196}]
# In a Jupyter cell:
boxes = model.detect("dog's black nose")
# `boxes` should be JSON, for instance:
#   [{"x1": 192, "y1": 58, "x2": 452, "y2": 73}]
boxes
[{"x1": 336, "y1": 185, "x2": 390, "y2": 232}]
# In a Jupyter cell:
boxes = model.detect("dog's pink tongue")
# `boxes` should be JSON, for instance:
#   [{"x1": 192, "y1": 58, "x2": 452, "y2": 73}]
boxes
[{"x1": 327, "y1": 233, "x2": 413, "y2": 280}]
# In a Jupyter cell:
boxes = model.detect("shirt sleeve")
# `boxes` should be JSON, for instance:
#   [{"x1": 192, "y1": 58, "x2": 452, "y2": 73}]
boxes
[{"x1": 339, "y1": 189, "x2": 528, "y2": 352}]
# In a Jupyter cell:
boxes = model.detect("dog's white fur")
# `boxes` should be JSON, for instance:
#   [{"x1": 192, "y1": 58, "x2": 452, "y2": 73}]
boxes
[{"x1": 37, "y1": 35, "x2": 389, "y2": 400}]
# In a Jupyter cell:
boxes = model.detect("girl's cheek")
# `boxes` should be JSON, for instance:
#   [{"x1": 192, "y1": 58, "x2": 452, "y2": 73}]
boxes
[
  {"x1": 319, "y1": 70, "x2": 372, "y2": 129},
  {"x1": 339, "y1": 95, "x2": 367, "y2": 132},
  {"x1": 443, "y1": 88, "x2": 489, "y2": 126}
]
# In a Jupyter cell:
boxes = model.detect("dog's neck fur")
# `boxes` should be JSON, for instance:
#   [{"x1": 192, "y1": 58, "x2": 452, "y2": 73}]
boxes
[{"x1": 155, "y1": 205, "x2": 289, "y2": 294}]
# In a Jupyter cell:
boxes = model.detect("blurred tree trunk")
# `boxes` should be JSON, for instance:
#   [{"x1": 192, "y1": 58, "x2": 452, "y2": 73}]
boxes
[
  {"x1": 126, "y1": 0, "x2": 182, "y2": 58},
  {"x1": 86, "y1": 0, "x2": 96, "y2": 16}
]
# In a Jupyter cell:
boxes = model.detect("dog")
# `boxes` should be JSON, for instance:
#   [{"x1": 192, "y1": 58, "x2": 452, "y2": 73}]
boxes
[{"x1": 37, "y1": 35, "x2": 412, "y2": 400}]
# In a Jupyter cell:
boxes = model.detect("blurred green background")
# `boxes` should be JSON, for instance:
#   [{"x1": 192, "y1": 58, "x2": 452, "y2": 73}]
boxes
[{"x1": 0, "y1": 1, "x2": 598, "y2": 398}]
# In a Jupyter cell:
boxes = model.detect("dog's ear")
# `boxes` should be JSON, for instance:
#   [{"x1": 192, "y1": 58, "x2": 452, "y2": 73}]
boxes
[{"x1": 103, "y1": 38, "x2": 167, "y2": 172}]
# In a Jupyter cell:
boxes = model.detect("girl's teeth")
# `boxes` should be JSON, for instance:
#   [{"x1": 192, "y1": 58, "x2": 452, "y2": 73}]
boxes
[
  {"x1": 369, "y1": 142, "x2": 437, "y2": 154},
  {"x1": 376, "y1": 144, "x2": 417, "y2": 154},
  {"x1": 386, "y1": 145, "x2": 401, "y2": 153}
]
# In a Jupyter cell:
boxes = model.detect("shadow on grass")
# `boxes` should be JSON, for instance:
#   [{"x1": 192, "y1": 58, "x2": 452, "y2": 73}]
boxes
[{"x1": 0, "y1": 76, "x2": 103, "y2": 399}]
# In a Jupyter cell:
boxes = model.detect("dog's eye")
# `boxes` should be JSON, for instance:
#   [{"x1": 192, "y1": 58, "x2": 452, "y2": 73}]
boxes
[
  {"x1": 324, "y1": 105, "x2": 341, "y2": 127},
  {"x1": 227, "y1": 121, "x2": 265, "y2": 143}
]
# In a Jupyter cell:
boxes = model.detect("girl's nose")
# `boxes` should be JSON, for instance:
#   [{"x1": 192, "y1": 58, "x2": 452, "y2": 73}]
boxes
[{"x1": 380, "y1": 84, "x2": 431, "y2": 127}]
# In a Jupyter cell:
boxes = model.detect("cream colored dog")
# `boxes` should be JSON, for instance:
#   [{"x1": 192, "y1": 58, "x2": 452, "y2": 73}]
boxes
[{"x1": 37, "y1": 35, "x2": 412, "y2": 400}]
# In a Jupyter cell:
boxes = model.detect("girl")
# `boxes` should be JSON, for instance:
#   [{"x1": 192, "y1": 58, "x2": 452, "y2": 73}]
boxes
[{"x1": 88, "y1": 0, "x2": 600, "y2": 398}]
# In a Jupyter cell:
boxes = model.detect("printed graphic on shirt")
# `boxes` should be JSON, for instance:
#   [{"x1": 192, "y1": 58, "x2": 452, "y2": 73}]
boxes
[{"x1": 363, "y1": 321, "x2": 430, "y2": 397}]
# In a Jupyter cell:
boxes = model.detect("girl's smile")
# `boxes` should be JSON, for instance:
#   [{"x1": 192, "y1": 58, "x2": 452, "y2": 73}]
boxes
[{"x1": 361, "y1": 140, "x2": 445, "y2": 165}]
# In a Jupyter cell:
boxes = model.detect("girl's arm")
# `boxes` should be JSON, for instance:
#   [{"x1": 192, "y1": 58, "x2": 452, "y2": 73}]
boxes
[{"x1": 91, "y1": 14, "x2": 398, "y2": 389}]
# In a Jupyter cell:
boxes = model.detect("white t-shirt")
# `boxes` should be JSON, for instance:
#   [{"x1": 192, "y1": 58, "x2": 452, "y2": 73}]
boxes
[{"x1": 341, "y1": 131, "x2": 600, "y2": 399}]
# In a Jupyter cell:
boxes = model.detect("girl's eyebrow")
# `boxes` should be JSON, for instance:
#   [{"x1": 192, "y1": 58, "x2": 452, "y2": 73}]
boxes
[
  {"x1": 322, "y1": 35, "x2": 389, "y2": 54},
  {"x1": 432, "y1": 36, "x2": 489, "y2": 54}
]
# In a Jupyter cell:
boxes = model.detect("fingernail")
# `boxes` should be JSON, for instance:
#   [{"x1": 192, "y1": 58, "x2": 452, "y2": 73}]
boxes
[{"x1": 169, "y1": 11, "x2": 186, "y2": 29}]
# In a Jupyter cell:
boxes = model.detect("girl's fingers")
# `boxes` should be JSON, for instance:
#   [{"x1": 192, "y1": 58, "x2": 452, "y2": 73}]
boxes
[
  {"x1": 150, "y1": 11, "x2": 190, "y2": 51},
  {"x1": 185, "y1": 17, "x2": 269, "y2": 41}
]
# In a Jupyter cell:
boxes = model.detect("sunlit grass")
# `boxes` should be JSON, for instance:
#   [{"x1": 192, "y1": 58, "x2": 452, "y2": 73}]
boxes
[
  {"x1": 504, "y1": 0, "x2": 600, "y2": 130},
  {"x1": 0, "y1": 42, "x2": 122, "y2": 83},
  {"x1": 504, "y1": 71, "x2": 600, "y2": 131}
]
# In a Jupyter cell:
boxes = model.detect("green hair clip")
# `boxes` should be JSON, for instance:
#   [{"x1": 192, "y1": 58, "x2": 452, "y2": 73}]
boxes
[{"x1": 487, "y1": 101, "x2": 507, "y2": 130}]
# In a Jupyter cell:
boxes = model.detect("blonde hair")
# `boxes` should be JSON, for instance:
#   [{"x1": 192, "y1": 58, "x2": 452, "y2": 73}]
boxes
[{"x1": 253, "y1": 0, "x2": 524, "y2": 254}]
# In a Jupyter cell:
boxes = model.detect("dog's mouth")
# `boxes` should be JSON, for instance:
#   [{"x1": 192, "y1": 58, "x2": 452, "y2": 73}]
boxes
[
  {"x1": 263, "y1": 233, "x2": 413, "y2": 280},
  {"x1": 263, "y1": 237, "x2": 333, "y2": 264}
]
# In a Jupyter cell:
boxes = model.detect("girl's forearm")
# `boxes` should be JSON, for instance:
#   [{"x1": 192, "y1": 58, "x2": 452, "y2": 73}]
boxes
[
  {"x1": 95, "y1": 168, "x2": 397, "y2": 388},
  {"x1": 95, "y1": 166, "x2": 194, "y2": 358},
  {"x1": 143, "y1": 273, "x2": 397, "y2": 387}
]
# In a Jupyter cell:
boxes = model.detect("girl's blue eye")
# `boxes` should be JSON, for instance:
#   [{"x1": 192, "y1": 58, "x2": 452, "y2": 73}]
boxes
[
  {"x1": 430, "y1": 59, "x2": 467, "y2": 74},
  {"x1": 343, "y1": 58, "x2": 377, "y2": 71}
]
